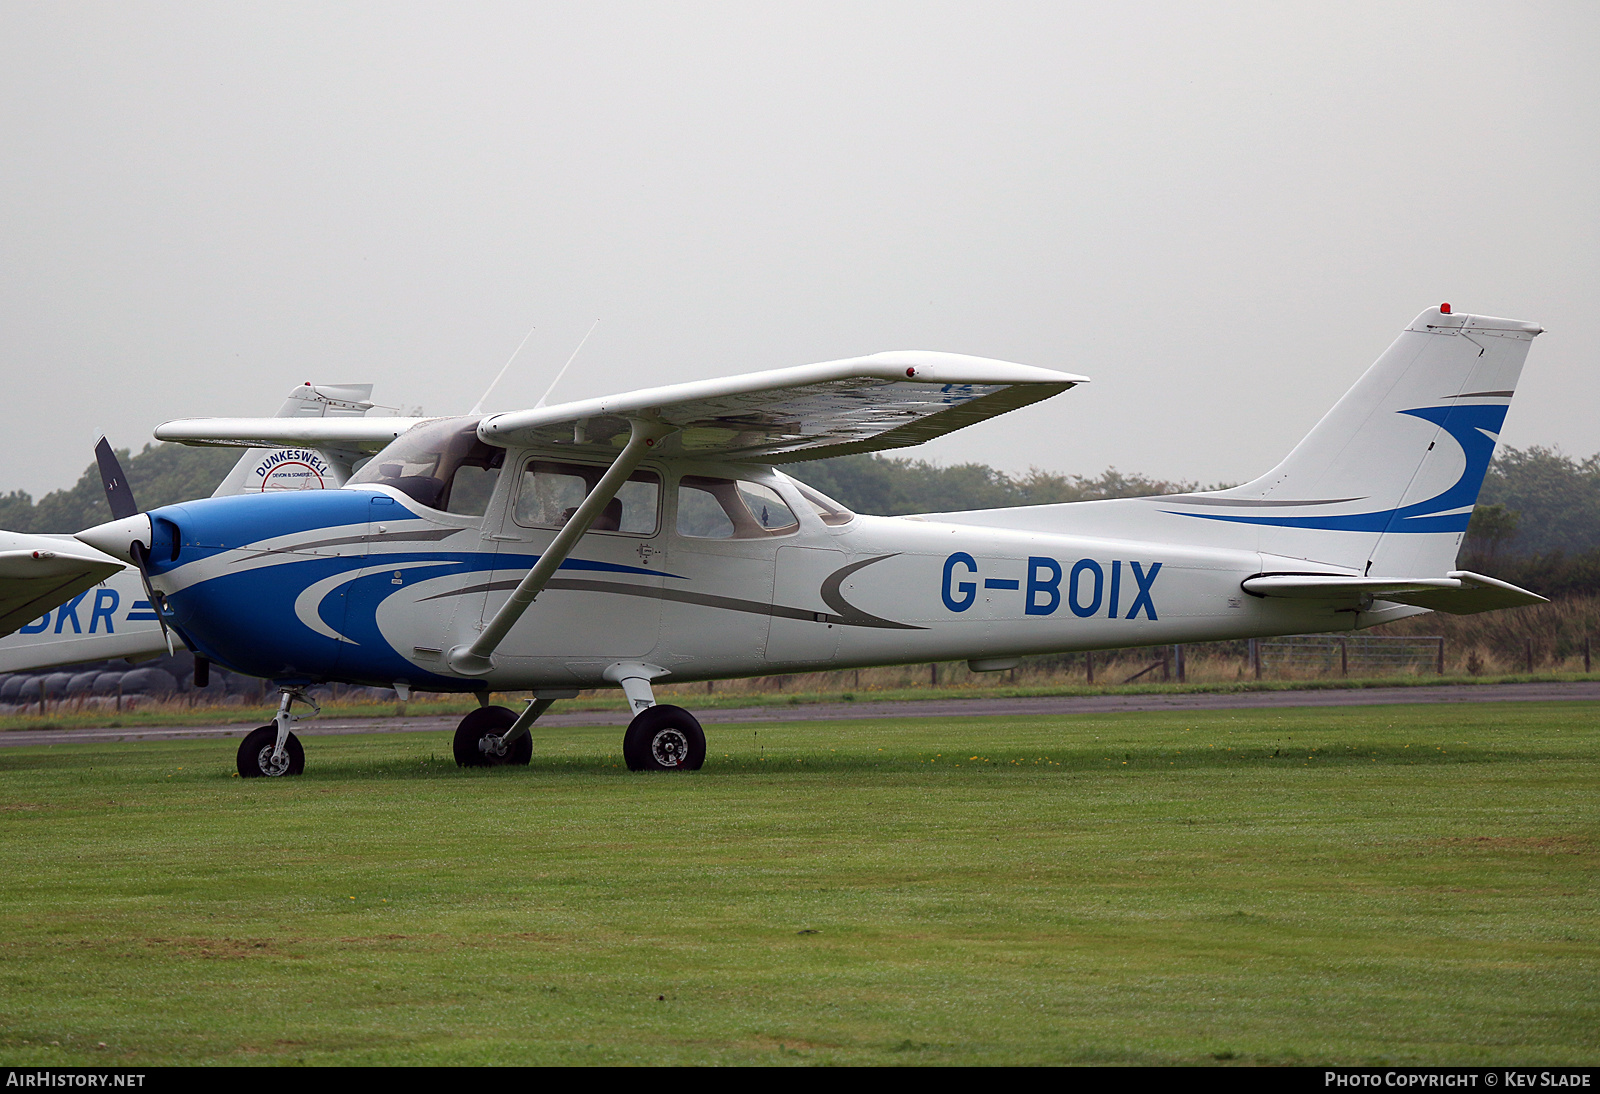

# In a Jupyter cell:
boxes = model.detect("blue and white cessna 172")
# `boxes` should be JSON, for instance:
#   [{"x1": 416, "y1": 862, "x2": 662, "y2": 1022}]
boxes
[{"x1": 68, "y1": 304, "x2": 1546, "y2": 778}]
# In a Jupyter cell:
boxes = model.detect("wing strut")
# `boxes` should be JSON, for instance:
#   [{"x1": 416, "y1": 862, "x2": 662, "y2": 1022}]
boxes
[{"x1": 447, "y1": 418, "x2": 677, "y2": 676}]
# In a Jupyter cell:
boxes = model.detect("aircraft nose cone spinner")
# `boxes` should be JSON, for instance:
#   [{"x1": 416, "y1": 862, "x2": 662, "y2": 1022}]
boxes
[{"x1": 75, "y1": 513, "x2": 152, "y2": 566}]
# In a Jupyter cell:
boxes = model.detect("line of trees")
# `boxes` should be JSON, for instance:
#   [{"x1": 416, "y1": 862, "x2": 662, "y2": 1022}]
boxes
[
  {"x1": 0, "y1": 445, "x2": 1214, "y2": 533},
  {"x1": 0, "y1": 444, "x2": 237, "y2": 535},
  {"x1": 1458, "y1": 447, "x2": 1600, "y2": 597},
  {"x1": 791, "y1": 454, "x2": 1210, "y2": 516},
  {"x1": 4, "y1": 441, "x2": 1596, "y2": 597}
]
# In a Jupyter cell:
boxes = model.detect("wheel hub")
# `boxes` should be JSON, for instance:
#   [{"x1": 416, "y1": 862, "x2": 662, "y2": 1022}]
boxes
[
  {"x1": 651, "y1": 728, "x2": 689, "y2": 767},
  {"x1": 478, "y1": 734, "x2": 508, "y2": 759},
  {"x1": 255, "y1": 745, "x2": 290, "y2": 777}
]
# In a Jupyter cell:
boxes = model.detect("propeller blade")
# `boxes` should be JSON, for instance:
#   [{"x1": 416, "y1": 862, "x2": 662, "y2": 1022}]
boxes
[
  {"x1": 94, "y1": 437, "x2": 139, "y2": 521},
  {"x1": 92, "y1": 437, "x2": 174, "y2": 653},
  {"x1": 128, "y1": 540, "x2": 175, "y2": 656}
]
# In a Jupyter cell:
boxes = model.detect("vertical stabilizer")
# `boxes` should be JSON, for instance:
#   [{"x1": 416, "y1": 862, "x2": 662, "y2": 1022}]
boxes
[
  {"x1": 1164, "y1": 306, "x2": 1542, "y2": 576},
  {"x1": 210, "y1": 384, "x2": 376, "y2": 497}
]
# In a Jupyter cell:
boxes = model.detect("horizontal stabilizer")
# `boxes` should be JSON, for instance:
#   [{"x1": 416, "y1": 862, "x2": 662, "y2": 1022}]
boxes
[{"x1": 1242, "y1": 570, "x2": 1547, "y2": 615}]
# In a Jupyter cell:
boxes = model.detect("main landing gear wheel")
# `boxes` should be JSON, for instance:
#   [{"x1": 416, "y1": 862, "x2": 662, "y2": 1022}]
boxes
[
  {"x1": 623, "y1": 705, "x2": 705, "y2": 772},
  {"x1": 453, "y1": 705, "x2": 532, "y2": 767},
  {"x1": 237, "y1": 724, "x2": 305, "y2": 778}
]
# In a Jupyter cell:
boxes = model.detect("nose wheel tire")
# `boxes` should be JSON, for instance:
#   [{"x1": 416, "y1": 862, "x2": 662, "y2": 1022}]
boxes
[
  {"x1": 623, "y1": 705, "x2": 705, "y2": 772},
  {"x1": 453, "y1": 705, "x2": 532, "y2": 767},
  {"x1": 237, "y1": 724, "x2": 305, "y2": 777}
]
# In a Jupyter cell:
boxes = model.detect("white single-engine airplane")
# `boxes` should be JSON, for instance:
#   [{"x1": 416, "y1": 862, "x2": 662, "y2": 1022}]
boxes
[{"x1": 70, "y1": 304, "x2": 1546, "y2": 778}]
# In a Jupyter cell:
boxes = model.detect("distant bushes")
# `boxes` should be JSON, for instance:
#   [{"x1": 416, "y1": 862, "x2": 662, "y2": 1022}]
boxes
[
  {"x1": 1375, "y1": 593, "x2": 1600, "y2": 668},
  {"x1": 1458, "y1": 547, "x2": 1600, "y2": 600}
]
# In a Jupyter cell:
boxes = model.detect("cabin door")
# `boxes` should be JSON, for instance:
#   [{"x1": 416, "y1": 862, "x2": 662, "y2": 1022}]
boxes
[
  {"x1": 767, "y1": 546, "x2": 845, "y2": 663},
  {"x1": 481, "y1": 456, "x2": 665, "y2": 661}
]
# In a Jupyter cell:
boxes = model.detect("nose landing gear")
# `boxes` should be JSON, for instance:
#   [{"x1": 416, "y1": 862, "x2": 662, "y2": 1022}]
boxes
[
  {"x1": 236, "y1": 686, "x2": 315, "y2": 777},
  {"x1": 237, "y1": 723, "x2": 305, "y2": 777}
]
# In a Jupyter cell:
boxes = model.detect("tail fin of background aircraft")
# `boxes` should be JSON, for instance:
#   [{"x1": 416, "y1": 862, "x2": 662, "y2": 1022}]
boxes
[
  {"x1": 1173, "y1": 305, "x2": 1542, "y2": 577},
  {"x1": 209, "y1": 383, "x2": 377, "y2": 497}
]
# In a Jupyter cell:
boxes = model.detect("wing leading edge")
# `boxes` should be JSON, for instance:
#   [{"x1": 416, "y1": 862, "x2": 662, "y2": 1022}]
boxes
[{"x1": 155, "y1": 352, "x2": 1085, "y2": 462}]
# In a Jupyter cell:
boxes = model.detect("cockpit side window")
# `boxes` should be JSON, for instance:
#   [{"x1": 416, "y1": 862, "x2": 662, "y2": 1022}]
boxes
[
  {"x1": 513, "y1": 460, "x2": 661, "y2": 535},
  {"x1": 346, "y1": 418, "x2": 505, "y2": 515},
  {"x1": 676, "y1": 476, "x2": 800, "y2": 539}
]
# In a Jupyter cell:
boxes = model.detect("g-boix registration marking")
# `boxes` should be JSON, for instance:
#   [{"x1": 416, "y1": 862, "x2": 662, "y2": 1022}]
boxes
[{"x1": 943, "y1": 552, "x2": 1161, "y2": 619}]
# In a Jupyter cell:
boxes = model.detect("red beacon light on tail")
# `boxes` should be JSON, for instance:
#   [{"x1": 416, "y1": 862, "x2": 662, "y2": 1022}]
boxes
[{"x1": 1440, "y1": 303, "x2": 1452, "y2": 314}]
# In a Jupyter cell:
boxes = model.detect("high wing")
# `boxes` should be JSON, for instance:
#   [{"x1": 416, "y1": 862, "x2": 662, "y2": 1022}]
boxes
[
  {"x1": 154, "y1": 352, "x2": 1086, "y2": 462},
  {"x1": 478, "y1": 351, "x2": 1085, "y2": 463},
  {"x1": 0, "y1": 533, "x2": 123, "y2": 638}
]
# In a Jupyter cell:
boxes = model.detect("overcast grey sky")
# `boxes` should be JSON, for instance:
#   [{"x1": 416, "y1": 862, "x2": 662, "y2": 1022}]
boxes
[{"x1": 2, "y1": 1, "x2": 1595, "y2": 499}]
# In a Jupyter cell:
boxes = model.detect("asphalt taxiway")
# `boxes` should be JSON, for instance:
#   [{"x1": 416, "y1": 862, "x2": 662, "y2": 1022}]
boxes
[{"x1": 3, "y1": 681, "x2": 1596, "y2": 749}]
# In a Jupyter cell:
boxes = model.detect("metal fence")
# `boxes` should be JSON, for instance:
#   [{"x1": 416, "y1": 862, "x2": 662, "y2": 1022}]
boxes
[{"x1": 1250, "y1": 635, "x2": 1445, "y2": 678}]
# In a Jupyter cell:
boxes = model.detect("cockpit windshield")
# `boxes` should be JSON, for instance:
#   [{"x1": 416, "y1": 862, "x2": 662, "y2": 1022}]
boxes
[{"x1": 347, "y1": 417, "x2": 505, "y2": 515}]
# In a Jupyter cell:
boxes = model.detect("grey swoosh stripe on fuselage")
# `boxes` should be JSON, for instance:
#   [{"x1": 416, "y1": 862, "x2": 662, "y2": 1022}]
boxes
[
  {"x1": 819, "y1": 554, "x2": 922, "y2": 630},
  {"x1": 419, "y1": 577, "x2": 926, "y2": 631},
  {"x1": 251, "y1": 527, "x2": 467, "y2": 556}
]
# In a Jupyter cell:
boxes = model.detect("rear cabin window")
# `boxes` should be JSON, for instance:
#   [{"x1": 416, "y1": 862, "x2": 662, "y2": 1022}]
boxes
[
  {"x1": 514, "y1": 461, "x2": 661, "y2": 535},
  {"x1": 676, "y1": 477, "x2": 799, "y2": 539}
]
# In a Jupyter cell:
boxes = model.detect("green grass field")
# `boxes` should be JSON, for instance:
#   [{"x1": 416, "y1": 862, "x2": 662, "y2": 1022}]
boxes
[{"x1": 1, "y1": 702, "x2": 1596, "y2": 1066}]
